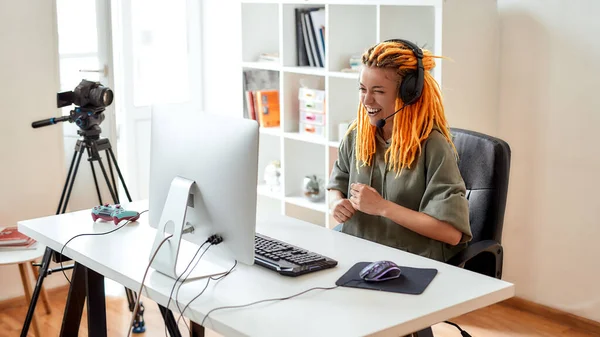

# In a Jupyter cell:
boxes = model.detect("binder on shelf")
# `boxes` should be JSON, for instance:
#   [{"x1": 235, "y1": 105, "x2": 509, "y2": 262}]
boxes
[
  {"x1": 295, "y1": 7, "x2": 325, "y2": 68},
  {"x1": 255, "y1": 90, "x2": 280, "y2": 128},
  {"x1": 295, "y1": 8, "x2": 309, "y2": 67}
]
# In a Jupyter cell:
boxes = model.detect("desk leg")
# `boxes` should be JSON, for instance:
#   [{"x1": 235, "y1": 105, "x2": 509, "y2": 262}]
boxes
[
  {"x1": 158, "y1": 304, "x2": 182, "y2": 337},
  {"x1": 86, "y1": 267, "x2": 107, "y2": 337},
  {"x1": 190, "y1": 322, "x2": 205, "y2": 337},
  {"x1": 415, "y1": 327, "x2": 434, "y2": 337},
  {"x1": 60, "y1": 263, "x2": 87, "y2": 337}
]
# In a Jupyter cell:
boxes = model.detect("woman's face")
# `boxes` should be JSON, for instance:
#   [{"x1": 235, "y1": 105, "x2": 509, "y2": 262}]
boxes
[{"x1": 359, "y1": 66, "x2": 400, "y2": 126}]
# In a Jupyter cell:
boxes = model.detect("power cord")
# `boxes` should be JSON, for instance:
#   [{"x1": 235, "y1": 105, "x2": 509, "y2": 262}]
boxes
[
  {"x1": 199, "y1": 278, "x2": 362, "y2": 327},
  {"x1": 164, "y1": 241, "x2": 209, "y2": 336},
  {"x1": 126, "y1": 232, "x2": 174, "y2": 337},
  {"x1": 172, "y1": 235, "x2": 234, "y2": 328},
  {"x1": 178, "y1": 258, "x2": 238, "y2": 328},
  {"x1": 162, "y1": 234, "x2": 224, "y2": 335},
  {"x1": 443, "y1": 321, "x2": 472, "y2": 337},
  {"x1": 59, "y1": 209, "x2": 149, "y2": 283}
]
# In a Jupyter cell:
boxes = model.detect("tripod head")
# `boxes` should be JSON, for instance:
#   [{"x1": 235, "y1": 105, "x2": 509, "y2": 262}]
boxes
[{"x1": 31, "y1": 79, "x2": 112, "y2": 135}]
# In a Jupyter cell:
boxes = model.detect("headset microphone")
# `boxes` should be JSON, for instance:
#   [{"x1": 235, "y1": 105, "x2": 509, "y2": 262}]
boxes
[{"x1": 376, "y1": 104, "x2": 407, "y2": 128}]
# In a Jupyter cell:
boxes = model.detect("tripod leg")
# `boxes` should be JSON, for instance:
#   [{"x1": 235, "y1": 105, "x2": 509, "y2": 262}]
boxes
[
  {"x1": 20, "y1": 247, "x2": 53, "y2": 337},
  {"x1": 107, "y1": 147, "x2": 133, "y2": 203},
  {"x1": 87, "y1": 147, "x2": 104, "y2": 205},
  {"x1": 126, "y1": 288, "x2": 136, "y2": 311},
  {"x1": 57, "y1": 149, "x2": 79, "y2": 214},
  {"x1": 92, "y1": 141, "x2": 146, "y2": 333},
  {"x1": 94, "y1": 152, "x2": 119, "y2": 204},
  {"x1": 61, "y1": 145, "x2": 86, "y2": 214},
  {"x1": 105, "y1": 146, "x2": 120, "y2": 203}
]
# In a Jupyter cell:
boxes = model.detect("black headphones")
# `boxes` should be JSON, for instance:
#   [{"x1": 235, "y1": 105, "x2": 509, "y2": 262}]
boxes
[{"x1": 384, "y1": 39, "x2": 425, "y2": 105}]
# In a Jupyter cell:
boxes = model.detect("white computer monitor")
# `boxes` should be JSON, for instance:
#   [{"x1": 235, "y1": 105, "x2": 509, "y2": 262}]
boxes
[{"x1": 147, "y1": 106, "x2": 259, "y2": 280}]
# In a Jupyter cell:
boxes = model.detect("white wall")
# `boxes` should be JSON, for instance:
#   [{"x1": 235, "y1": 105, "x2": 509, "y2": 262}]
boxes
[
  {"x1": 0, "y1": 0, "x2": 69, "y2": 300},
  {"x1": 497, "y1": 0, "x2": 600, "y2": 322},
  {"x1": 201, "y1": 0, "x2": 244, "y2": 118}
]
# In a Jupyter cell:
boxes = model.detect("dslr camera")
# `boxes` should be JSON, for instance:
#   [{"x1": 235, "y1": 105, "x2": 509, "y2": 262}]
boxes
[{"x1": 32, "y1": 79, "x2": 114, "y2": 131}]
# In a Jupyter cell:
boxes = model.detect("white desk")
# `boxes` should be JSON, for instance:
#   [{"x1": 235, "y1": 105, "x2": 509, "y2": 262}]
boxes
[{"x1": 18, "y1": 200, "x2": 514, "y2": 337}]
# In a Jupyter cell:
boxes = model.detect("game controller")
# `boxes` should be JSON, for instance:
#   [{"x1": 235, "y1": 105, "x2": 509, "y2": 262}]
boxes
[{"x1": 91, "y1": 204, "x2": 140, "y2": 225}]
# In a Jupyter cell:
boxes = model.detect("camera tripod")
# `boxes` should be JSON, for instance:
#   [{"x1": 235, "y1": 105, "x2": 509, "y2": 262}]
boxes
[{"x1": 21, "y1": 125, "x2": 184, "y2": 337}]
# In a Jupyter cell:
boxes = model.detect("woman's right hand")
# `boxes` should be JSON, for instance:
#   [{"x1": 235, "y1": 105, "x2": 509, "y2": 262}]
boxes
[{"x1": 331, "y1": 198, "x2": 356, "y2": 224}]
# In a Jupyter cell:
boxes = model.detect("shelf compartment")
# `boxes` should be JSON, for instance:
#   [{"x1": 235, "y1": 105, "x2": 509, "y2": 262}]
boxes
[
  {"x1": 243, "y1": 68, "x2": 280, "y2": 123},
  {"x1": 328, "y1": 4, "x2": 376, "y2": 72},
  {"x1": 285, "y1": 202, "x2": 326, "y2": 227},
  {"x1": 242, "y1": 61, "x2": 281, "y2": 71},
  {"x1": 285, "y1": 195, "x2": 327, "y2": 213},
  {"x1": 327, "y1": 76, "x2": 358, "y2": 143},
  {"x1": 282, "y1": 3, "x2": 326, "y2": 68},
  {"x1": 257, "y1": 183, "x2": 282, "y2": 200},
  {"x1": 282, "y1": 66, "x2": 327, "y2": 76},
  {"x1": 282, "y1": 72, "x2": 325, "y2": 134},
  {"x1": 260, "y1": 126, "x2": 282, "y2": 136},
  {"x1": 284, "y1": 131, "x2": 326, "y2": 145},
  {"x1": 283, "y1": 139, "x2": 326, "y2": 214},
  {"x1": 242, "y1": 3, "x2": 280, "y2": 63}
]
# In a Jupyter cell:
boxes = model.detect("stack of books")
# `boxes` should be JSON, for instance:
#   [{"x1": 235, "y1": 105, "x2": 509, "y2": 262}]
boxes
[
  {"x1": 0, "y1": 226, "x2": 37, "y2": 251},
  {"x1": 295, "y1": 7, "x2": 325, "y2": 67}
]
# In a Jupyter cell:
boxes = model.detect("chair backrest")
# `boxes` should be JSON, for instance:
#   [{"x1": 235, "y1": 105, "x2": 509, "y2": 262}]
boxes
[{"x1": 450, "y1": 128, "x2": 511, "y2": 244}]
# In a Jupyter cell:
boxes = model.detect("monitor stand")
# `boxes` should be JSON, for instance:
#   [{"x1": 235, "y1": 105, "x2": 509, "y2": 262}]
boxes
[{"x1": 150, "y1": 176, "x2": 229, "y2": 280}]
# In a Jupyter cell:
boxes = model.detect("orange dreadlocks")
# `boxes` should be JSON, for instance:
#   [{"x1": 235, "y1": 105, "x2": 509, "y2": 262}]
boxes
[{"x1": 348, "y1": 40, "x2": 456, "y2": 175}]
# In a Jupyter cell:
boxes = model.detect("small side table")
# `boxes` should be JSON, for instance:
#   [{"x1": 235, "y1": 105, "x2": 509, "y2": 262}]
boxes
[{"x1": 0, "y1": 244, "x2": 52, "y2": 337}]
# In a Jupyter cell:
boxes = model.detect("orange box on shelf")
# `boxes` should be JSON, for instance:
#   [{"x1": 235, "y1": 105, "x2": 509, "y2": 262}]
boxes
[
  {"x1": 255, "y1": 90, "x2": 280, "y2": 127},
  {"x1": 299, "y1": 122, "x2": 325, "y2": 137}
]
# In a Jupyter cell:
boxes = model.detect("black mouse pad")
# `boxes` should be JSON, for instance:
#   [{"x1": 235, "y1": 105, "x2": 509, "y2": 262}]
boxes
[{"x1": 335, "y1": 262, "x2": 438, "y2": 295}]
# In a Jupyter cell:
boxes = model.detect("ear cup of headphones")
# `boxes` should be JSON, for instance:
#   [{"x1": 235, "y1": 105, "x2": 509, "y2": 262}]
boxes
[
  {"x1": 384, "y1": 38, "x2": 425, "y2": 106},
  {"x1": 399, "y1": 71, "x2": 419, "y2": 105}
]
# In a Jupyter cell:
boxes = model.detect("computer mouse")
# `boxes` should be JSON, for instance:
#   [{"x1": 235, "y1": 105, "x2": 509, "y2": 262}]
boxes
[{"x1": 359, "y1": 260, "x2": 401, "y2": 282}]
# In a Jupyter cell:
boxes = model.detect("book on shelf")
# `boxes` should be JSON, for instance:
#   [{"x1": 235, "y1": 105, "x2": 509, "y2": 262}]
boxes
[
  {"x1": 295, "y1": 7, "x2": 325, "y2": 67},
  {"x1": 0, "y1": 226, "x2": 37, "y2": 251},
  {"x1": 242, "y1": 69, "x2": 279, "y2": 124},
  {"x1": 255, "y1": 90, "x2": 280, "y2": 128}
]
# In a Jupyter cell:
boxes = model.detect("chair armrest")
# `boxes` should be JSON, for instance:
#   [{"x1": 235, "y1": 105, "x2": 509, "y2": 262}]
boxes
[{"x1": 447, "y1": 240, "x2": 503, "y2": 279}]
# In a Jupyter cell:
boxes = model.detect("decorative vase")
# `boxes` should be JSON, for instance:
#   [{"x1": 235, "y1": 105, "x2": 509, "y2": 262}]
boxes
[{"x1": 302, "y1": 174, "x2": 325, "y2": 202}]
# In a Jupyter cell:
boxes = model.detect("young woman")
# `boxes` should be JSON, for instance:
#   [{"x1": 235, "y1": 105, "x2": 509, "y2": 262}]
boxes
[{"x1": 327, "y1": 39, "x2": 472, "y2": 262}]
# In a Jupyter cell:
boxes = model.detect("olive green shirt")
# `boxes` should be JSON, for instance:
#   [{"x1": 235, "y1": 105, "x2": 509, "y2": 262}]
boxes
[{"x1": 327, "y1": 126, "x2": 472, "y2": 262}]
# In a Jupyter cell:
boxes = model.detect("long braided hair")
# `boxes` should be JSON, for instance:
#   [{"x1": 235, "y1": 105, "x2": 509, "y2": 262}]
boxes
[{"x1": 348, "y1": 40, "x2": 456, "y2": 175}]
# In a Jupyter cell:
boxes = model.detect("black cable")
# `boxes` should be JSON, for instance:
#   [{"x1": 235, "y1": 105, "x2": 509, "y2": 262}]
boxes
[
  {"x1": 59, "y1": 209, "x2": 149, "y2": 284},
  {"x1": 165, "y1": 234, "x2": 224, "y2": 333},
  {"x1": 178, "y1": 259, "x2": 238, "y2": 328},
  {"x1": 164, "y1": 241, "x2": 209, "y2": 336},
  {"x1": 175, "y1": 244, "x2": 213, "y2": 309},
  {"x1": 200, "y1": 280, "x2": 357, "y2": 327},
  {"x1": 443, "y1": 320, "x2": 472, "y2": 337},
  {"x1": 126, "y1": 232, "x2": 173, "y2": 337}
]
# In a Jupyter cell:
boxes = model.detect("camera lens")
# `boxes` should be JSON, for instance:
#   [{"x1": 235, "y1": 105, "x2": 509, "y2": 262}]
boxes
[{"x1": 102, "y1": 88, "x2": 114, "y2": 106}]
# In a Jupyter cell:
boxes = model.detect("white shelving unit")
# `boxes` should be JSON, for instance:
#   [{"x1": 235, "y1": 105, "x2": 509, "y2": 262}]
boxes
[{"x1": 242, "y1": 0, "x2": 499, "y2": 229}]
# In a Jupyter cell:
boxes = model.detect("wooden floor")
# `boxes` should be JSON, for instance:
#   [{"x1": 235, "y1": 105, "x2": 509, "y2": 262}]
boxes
[{"x1": 1, "y1": 287, "x2": 599, "y2": 337}]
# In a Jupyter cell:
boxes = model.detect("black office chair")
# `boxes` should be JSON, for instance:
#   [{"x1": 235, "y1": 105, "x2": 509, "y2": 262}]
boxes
[
  {"x1": 332, "y1": 128, "x2": 511, "y2": 280},
  {"x1": 332, "y1": 128, "x2": 511, "y2": 337},
  {"x1": 446, "y1": 127, "x2": 511, "y2": 280}
]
